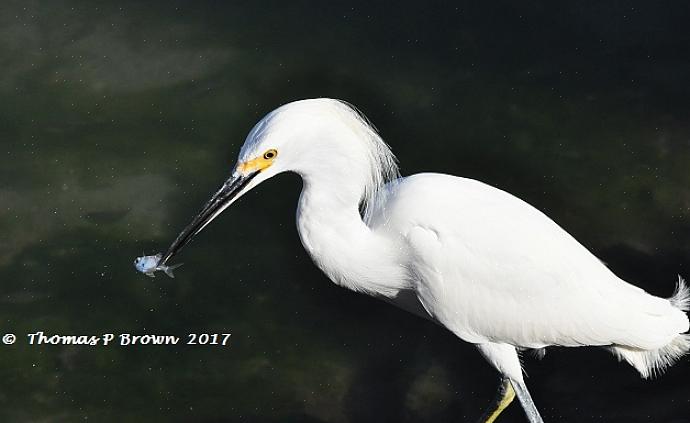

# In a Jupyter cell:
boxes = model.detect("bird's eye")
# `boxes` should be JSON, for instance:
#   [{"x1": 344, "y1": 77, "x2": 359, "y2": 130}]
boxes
[{"x1": 263, "y1": 149, "x2": 277, "y2": 160}]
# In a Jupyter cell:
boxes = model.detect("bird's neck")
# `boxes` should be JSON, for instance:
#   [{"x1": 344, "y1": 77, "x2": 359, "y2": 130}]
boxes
[{"x1": 296, "y1": 173, "x2": 407, "y2": 298}]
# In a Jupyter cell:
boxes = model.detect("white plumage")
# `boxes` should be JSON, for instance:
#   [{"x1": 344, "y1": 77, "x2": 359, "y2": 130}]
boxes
[
  {"x1": 163, "y1": 98, "x2": 690, "y2": 422},
  {"x1": 375, "y1": 174, "x2": 689, "y2": 377}
]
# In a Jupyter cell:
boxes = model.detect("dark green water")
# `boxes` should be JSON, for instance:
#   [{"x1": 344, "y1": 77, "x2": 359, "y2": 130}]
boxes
[{"x1": 1, "y1": 1, "x2": 689, "y2": 422}]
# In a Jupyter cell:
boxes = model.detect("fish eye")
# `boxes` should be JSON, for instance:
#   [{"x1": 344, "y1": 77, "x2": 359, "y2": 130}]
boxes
[{"x1": 263, "y1": 149, "x2": 277, "y2": 160}]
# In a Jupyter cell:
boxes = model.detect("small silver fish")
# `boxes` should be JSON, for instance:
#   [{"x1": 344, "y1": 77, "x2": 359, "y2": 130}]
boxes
[{"x1": 134, "y1": 253, "x2": 182, "y2": 278}]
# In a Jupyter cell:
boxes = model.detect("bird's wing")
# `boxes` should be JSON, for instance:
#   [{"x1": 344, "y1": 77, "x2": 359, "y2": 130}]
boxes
[{"x1": 377, "y1": 173, "x2": 678, "y2": 349}]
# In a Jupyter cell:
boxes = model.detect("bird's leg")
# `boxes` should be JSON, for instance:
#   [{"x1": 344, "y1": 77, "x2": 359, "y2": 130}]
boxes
[
  {"x1": 476, "y1": 343, "x2": 544, "y2": 423},
  {"x1": 478, "y1": 377, "x2": 515, "y2": 423},
  {"x1": 510, "y1": 378, "x2": 544, "y2": 423}
]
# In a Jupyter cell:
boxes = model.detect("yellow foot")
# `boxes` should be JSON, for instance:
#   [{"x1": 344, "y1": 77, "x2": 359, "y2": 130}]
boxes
[{"x1": 480, "y1": 378, "x2": 515, "y2": 423}]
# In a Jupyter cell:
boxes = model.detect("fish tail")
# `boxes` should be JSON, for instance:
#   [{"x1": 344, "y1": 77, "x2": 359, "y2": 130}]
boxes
[{"x1": 164, "y1": 263, "x2": 183, "y2": 278}]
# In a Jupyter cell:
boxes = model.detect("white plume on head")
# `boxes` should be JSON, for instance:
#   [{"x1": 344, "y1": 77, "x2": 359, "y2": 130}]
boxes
[
  {"x1": 330, "y1": 100, "x2": 400, "y2": 223},
  {"x1": 238, "y1": 98, "x2": 400, "y2": 224}
]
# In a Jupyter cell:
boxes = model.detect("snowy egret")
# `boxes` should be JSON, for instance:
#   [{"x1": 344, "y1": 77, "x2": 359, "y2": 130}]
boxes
[{"x1": 160, "y1": 98, "x2": 689, "y2": 422}]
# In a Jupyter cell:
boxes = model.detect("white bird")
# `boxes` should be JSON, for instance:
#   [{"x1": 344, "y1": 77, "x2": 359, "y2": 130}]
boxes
[{"x1": 159, "y1": 98, "x2": 690, "y2": 422}]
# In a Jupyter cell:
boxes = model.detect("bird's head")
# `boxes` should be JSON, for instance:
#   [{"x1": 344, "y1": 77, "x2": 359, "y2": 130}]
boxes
[{"x1": 159, "y1": 98, "x2": 398, "y2": 264}]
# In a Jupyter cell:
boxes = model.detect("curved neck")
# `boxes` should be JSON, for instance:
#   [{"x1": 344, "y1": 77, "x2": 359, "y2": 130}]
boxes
[{"x1": 295, "y1": 172, "x2": 407, "y2": 298}]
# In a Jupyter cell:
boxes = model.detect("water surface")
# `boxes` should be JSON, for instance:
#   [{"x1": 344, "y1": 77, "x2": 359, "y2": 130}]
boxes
[{"x1": 1, "y1": 1, "x2": 689, "y2": 422}]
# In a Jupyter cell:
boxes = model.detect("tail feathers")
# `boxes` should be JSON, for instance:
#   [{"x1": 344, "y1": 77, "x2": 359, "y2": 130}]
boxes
[
  {"x1": 610, "y1": 275, "x2": 690, "y2": 379},
  {"x1": 610, "y1": 334, "x2": 690, "y2": 379},
  {"x1": 670, "y1": 275, "x2": 690, "y2": 312},
  {"x1": 163, "y1": 263, "x2": 183, "y2": 278}
]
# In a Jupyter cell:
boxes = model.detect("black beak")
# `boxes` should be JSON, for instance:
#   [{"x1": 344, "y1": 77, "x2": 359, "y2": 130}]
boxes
[{"x1": 159, "y1": 171, "x2": 259, "y2": 265}]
